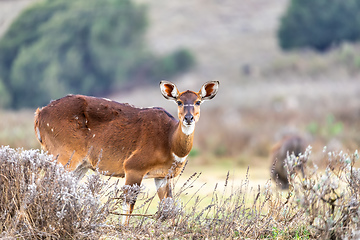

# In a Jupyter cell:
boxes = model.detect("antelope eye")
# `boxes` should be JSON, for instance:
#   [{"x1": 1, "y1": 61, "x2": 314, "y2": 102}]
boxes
[
  {"x1": 177, "y1": 101, "x2": 183, "y2": 106},
  {"x1": 195, "y1": 101, "x2": 201, "y2": 106}
]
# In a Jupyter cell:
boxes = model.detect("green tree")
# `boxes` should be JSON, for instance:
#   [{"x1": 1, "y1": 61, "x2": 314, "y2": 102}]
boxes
[
  {"x1": 278, "y1": 0, "x2": 360, "y2": 51},
  {"x1": 0, "y1": 0, "x2": 194, "y2": 109}
]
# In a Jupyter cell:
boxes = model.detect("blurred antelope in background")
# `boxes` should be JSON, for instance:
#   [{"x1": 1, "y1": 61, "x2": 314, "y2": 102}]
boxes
[
  {"x1": 270, "y1": 134, "x2": 306, "y2": 189},
  {"x1": 34, "y1": 81, "x2": 219, "y2": 223}
]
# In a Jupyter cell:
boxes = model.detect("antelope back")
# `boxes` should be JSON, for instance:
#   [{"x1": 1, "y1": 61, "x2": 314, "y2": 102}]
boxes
[{"x1": 34, "y1": 95, "x2": 177, "y2": 173}]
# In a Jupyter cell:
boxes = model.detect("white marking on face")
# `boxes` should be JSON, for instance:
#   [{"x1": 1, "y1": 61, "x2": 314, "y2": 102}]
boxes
[
  {"x1": 181, "y1": 122, "x2": 195, "y2": 135},
  {"x1": 172, "y1": 153, "x2": 188, "y2": 163}
]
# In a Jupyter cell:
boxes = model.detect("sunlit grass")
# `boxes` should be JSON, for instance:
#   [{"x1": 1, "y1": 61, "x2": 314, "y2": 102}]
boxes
[{"x1": 99, "y1": 157, "x2": 274, "y2": 220}]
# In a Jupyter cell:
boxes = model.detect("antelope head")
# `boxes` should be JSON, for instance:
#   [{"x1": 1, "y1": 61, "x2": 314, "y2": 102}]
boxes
[{"x1": 160, "y1": 81, "x2": 219, "y2": 135}]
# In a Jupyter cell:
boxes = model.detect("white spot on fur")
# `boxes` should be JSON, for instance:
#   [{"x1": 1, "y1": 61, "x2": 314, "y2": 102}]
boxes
[
  {"x1": 47, "y1": 123, "x2": 49, "y2": 127},
  {"x1": 181, "y1": 123, "x2": 195, "y2": 135},
  {"x1": 93, "y1": 134, "x2": 95, "y2": 138},
  {"x1": 75, "y1": 116, "x2": 78, "y2": 120},
  {"x1": 88, "y1": 128, "x2": 91, "y2": 131},
  {"x1": 172, "y1": 153, "x2": 188, "y2": 163},
  {"x1": 51, "y1": 128, "x2": 54, "y2": 132}
]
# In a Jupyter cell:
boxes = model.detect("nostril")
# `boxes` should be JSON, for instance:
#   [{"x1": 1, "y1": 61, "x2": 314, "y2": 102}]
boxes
[{"x1": 184, "y1": 115, "x2": 194, "y2": 124}]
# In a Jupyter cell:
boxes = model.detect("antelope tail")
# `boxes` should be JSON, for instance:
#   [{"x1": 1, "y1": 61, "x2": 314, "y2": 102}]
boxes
[{"x1": 34, "y1": 108, "x2": 42, "y2": 143}]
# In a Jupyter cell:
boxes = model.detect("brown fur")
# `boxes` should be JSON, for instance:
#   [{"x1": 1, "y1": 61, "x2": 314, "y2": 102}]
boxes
[
  {"x1": 34, "y1": 81, "x2": 219, "y2": 223},
  {"x1": 270, "y1": 135, "x2": 306, "y2": 189},
  {"x1": 35, "y1": 95, "x2": 181, "y2": 176}
]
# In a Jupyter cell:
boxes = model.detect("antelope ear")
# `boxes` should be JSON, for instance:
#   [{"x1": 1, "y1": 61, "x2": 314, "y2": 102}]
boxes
[
  {"x1": 199, "y1": 81, "x2": 219, "y2": 101},
  {"x1": 160, "y1": 81, "x2": 179, "y2": 101}
]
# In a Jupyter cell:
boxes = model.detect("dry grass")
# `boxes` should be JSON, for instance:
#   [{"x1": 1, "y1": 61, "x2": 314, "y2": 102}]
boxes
[{"x1": 1, "y1": 145, "x2": 360, "y2": 239}]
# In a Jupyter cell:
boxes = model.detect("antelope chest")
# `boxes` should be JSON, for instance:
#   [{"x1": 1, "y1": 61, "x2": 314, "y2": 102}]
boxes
[{"x1": 172, "y1": 153, "x2": 188, "y2": 163}]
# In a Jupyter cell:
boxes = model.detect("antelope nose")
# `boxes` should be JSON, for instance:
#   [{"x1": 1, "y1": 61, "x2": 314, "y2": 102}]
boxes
[{"x1": 184, "y1": 114, "x2": 194, "y2": 125}]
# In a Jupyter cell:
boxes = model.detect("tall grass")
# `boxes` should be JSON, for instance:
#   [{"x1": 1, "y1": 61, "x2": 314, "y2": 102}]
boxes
[{"x1": 1, "y1": 145, "x2": 360, "y2": 239}]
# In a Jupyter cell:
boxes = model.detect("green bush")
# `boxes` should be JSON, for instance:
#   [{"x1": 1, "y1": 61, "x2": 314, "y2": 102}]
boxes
[
  {"x1": 0, "y1": 0, "x2": 195, "y2": 109},
  {"x1": 278, "y1": 0, "x2": 360, "y2": 51}
]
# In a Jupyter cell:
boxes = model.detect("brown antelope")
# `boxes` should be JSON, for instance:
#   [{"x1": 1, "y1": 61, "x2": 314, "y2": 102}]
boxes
[
  {"x1": 270, "y1": 135, "x2": 306, "y2": 189},
  {"x1": 34, "y1": 80, "x2": 219, "y2": 223}
]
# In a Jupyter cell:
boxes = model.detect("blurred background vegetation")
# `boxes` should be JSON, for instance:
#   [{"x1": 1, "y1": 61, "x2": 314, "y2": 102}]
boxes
[
  {"x1": 1, "y1": 0, "x2": 360, "y2": 175},
  {"x1": 278, "y1": 0, "x2": 360, "y2": 51},
  {"x1": 0, "y1": 0, "x2": 194, "y2": 109}
]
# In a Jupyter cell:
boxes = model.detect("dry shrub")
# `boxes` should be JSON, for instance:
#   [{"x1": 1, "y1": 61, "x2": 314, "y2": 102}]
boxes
[
  {"x1": 288, "y1": 147, "x2": 360, "y2": 239},
  {"x1": 0, "y1": 146, "x2": 117, "y2": 239}
]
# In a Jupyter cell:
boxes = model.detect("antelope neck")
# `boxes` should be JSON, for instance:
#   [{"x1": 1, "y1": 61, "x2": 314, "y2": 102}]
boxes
[{"x1": 171, "y1": 122, "x2": 194, "y2": 158}]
